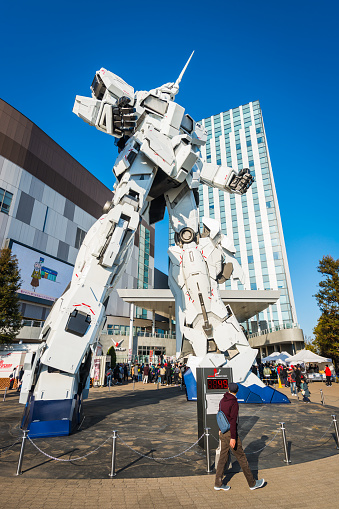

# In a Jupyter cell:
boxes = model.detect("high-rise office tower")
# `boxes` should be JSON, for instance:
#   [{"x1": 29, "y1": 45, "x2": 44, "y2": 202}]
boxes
[{"x1": 169, "y1": 100, "x2": 298, "y2": 334}]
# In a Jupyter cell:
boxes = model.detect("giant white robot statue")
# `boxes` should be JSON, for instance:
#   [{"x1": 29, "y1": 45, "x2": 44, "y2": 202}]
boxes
[{"x1": 20, "y1": 54, "x2": 276, "y2": 437}]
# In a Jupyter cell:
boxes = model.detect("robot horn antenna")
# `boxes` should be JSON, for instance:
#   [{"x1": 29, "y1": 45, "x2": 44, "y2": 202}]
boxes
[{"x1": 174, "y1": 51, "x2": 195, "y2": 88}]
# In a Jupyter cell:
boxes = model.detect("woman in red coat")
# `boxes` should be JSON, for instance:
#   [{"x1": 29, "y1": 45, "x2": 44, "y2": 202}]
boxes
[{"x1": 325, "y1": 365, "x2": 332, "y2": 386}]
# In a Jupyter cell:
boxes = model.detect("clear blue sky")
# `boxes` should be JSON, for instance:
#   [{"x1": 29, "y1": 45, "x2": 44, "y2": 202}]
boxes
[{"x1": 1, "y1": 0, "x2": 338, "y2": 339}]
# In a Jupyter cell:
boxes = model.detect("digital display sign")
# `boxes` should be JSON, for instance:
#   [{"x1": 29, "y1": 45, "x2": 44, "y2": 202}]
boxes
[
  {"x1": 206, "y1": 377, "x2": 228, "y2": 391},
  {"x1": 11, "y1": 242, "x2": 73, "y2": 302}
]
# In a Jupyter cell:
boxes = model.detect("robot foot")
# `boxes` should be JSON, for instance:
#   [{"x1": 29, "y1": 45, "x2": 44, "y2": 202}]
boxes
[{"x1": 21, "y1": 395, "x2": 83, "y2": 438}]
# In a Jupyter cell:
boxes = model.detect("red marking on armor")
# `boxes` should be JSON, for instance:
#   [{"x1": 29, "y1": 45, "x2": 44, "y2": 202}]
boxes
[
  {"x1": 154, "y1": 152, "x2": 165, "y2": 163},
  {"x1": 76, "y1": 274, "x2": 78, "y2": 278},
  {"x1": 201, "y1": 249, "x2": 207, "y2": 260},
  {"x1": 73, "y1": 302, "x2": 95, "y2": 316},
  {"x1": 125, "y1": 148, "x2": 133, "y2": 160}
]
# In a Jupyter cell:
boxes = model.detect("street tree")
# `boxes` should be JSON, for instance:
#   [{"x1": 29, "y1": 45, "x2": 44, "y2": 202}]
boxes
[
  {"x1": 313, "y1": 255, "x2": 339, "y2": 367},
  {"x1": 0, "y1": 248, "x2": 22, "y2": 343},
  {"x1": 107, "y1": 345, "x2": 116, "y2": 367}
]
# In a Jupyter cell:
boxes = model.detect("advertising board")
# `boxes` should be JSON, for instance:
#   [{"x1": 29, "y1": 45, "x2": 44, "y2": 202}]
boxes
[
  {"x1": 11, "y1": 242, "x2": 74, "y2": 302},
  {"x1": 0, "y1": 352, "x2": 26, "y2": 377}
]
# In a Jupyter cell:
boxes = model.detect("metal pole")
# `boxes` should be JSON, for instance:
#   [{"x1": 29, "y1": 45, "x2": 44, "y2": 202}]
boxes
[
  {"x1": 279, "y1": 422, "x2": 291, "y2": 464},
  {"x1": 204, "y1": 427, "x2": 212, "y2": 473},
  {"x1": 16, "y1": 429, "x2": 29, "y2": 476},
  {"x1": 108, "y1": 379, "x2": 111, "y2": 391},
  {"x1": 332, "y1": 415, "x2": 339, "y2": 449},
  {"x1": 157, "y1": 381, "x2": 159, "y2": 390},
  {"x1": 109, "y1": 430, "x2": 117, "y2": 478},
  {"x1": 320, "y1": 389, "x2": 325, "y2": 406},
  {"x1": 3, "y1": 387, "x2": 7, "y2": 401},
  {"x1": 133, "y1": 380, "x2": 135, "y2": 391}
]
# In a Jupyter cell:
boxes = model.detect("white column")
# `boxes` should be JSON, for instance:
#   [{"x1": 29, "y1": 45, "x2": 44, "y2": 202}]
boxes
[
  {"x1": 128, "y1": 303, "x2": 134, "y2": 362},
  {"x1": 152, "y1": 310, "x2": 156, "y2": 336},
  {"x1": 256, "y1": 314, "x2": 261, "y2": 334}
]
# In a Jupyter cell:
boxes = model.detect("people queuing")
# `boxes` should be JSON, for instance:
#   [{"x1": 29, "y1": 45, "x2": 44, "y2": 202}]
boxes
[{"x1": 104, "y1": 361, "x2": 188, "y2": 388}]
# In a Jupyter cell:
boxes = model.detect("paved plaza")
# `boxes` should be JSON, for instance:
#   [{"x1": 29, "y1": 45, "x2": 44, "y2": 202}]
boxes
[{"x1": 1, "y1": 382, "x2": 339, "y2": 508}]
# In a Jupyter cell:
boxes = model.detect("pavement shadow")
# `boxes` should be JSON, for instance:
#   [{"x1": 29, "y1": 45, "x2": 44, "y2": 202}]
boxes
[
  {"x1": 224, "y1": 434, "x2": 269, "y2": 482},
  {"x1": 78, "y1": 387, "x2": 186, "y2": 431}
]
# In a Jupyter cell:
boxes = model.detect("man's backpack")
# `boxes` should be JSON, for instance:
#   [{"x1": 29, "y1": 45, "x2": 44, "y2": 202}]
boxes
[{"x1": 216, "y1": 410, "x2": 230, "y2": 433}]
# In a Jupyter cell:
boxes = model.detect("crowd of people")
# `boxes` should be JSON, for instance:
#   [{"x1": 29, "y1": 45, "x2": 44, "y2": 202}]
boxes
[
  {"x1": 250, "y1": 361, "x2": 337, "y2": 402},
  {"x1": 105, "y1": 361, "x2": 187, "y2": 387}
]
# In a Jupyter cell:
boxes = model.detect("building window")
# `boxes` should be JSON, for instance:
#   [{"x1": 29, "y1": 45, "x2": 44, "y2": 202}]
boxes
[{"x1": 0, "y1": 188, "x2": 13, "y2": 215}]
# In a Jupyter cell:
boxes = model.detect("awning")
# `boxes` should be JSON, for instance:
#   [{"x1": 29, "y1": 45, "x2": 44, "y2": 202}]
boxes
[{"x1": 117, "y1": 288, "x2": 280, "y2": 322}]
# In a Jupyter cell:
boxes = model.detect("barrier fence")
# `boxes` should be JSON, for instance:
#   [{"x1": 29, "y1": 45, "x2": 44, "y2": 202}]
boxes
[
  {"x1": 2, "y1": 387, "x2": 339, "y2": 477},
  {"x1": 0, "y1": 413, "x2": 336, "y2": 478}
]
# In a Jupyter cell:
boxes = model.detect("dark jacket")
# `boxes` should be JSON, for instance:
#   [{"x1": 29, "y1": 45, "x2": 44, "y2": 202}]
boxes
[{"x1": 219, "y1": 392, "x2": 239, "y2": 440}]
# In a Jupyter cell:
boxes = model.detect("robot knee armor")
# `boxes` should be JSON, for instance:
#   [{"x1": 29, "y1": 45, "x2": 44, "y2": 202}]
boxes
[{"x1": 174, "y1": 227, "x2": 199, "y2": 247}]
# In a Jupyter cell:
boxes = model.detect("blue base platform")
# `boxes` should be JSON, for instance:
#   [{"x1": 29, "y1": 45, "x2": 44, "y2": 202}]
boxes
[
  {"x1": 236, "y1": 382, "x2": 290, "y2": 404},
  {"x1": 183, "y1": 368, "x2": 197, "y2": 401},
  {"x1": 22, "y1": 395, "x2": 82, "y2": 438},
  {"x1": 184, "y1": 370, "x2": 290, "y2": 404}
]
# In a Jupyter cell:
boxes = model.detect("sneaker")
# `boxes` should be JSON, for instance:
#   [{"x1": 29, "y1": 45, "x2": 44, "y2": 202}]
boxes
[
  {"x1": 214, "y1": 484, "x2": 231, "y2": 491},
  {"x1": 250, "y1": 479, "x2": 265, "y2": 490}
]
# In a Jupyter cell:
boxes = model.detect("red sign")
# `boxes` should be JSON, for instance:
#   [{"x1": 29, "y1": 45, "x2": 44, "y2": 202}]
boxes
[{"x1": 0, "y1": 359, "x2": 12, "y2": 370}]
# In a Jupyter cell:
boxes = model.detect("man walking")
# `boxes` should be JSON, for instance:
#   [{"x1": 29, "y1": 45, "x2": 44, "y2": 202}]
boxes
[{"x1": 214, "y1": 382, "x2": 265, "y2": 491}]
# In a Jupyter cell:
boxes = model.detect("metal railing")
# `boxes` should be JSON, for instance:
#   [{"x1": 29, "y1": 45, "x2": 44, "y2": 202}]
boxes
[
  {"x1": 9, "y1": 414, "x2": 339, "y2": 477},
  {"x1": 102, "y1": 330, "x2": 176, "y2": 339},
  {"x1": 249, "y1": 322, "x2": 300, "y2": 339}
]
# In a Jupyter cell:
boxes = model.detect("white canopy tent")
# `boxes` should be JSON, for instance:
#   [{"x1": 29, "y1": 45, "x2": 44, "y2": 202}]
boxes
[
  {"x1": 286, "y1": 349, "x2": 335, "y2": 375},
  {"x1": 286, "y1": 349, "x2": 331, "y2": 365},
  {"x1": 261, "y1": 351, "x2": 291, "y2": 365}
]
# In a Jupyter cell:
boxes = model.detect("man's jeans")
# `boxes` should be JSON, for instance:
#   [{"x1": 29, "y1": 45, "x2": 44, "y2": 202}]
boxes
[
  {"x1": 215, "y1": 431, "x2": 255, "y2": 488},
  {"x1": 290, "y1": 381, "x2": 297, "y2": 395}
]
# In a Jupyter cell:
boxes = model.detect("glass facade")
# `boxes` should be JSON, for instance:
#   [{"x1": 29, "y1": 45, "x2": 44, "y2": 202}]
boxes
[
  {"x1": 136, "y1": 224, "x2": 151, "y2": 319},
  {"x1": 169, "y1": 100, "x2": 297, "y2": 331}
]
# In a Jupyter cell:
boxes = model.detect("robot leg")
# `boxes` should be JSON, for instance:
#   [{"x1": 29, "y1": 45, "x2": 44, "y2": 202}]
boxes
[{"x1": 20, "y1": 153, "x2": 155, "y2": 437}]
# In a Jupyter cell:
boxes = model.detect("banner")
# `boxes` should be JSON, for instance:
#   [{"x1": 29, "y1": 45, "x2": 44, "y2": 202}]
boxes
[{"x1": 11, "y1": 242, "x2": 73, "y2": 302}]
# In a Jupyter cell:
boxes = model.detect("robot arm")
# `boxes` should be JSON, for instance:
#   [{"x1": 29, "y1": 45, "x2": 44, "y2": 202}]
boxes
[
  {"x1": 200, "y1": 161, "x2": 254, "y2": 195},
  {"x1": 73, "y1": 68, "x2": 137, "y2": 138}
]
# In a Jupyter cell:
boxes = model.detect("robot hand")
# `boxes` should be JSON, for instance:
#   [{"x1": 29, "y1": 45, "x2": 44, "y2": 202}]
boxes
[
  {"x1": 156, "y1": 82, "x2": 179, "y2": 98},
  {"x1": 112, "y1": 96, "x2": 137, "y2": 137},
  {"x1": 228, "y1": 168, "x2": 254, "y2": 195}
]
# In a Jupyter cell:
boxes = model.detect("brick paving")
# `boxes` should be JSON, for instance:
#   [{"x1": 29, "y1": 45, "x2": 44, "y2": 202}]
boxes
[
  {"x1": 1, "y1": 455, "x2": 339, "y2": 509},
  {"x1": 1, "y1": 382, "x2": 338, "y2": 508}
]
